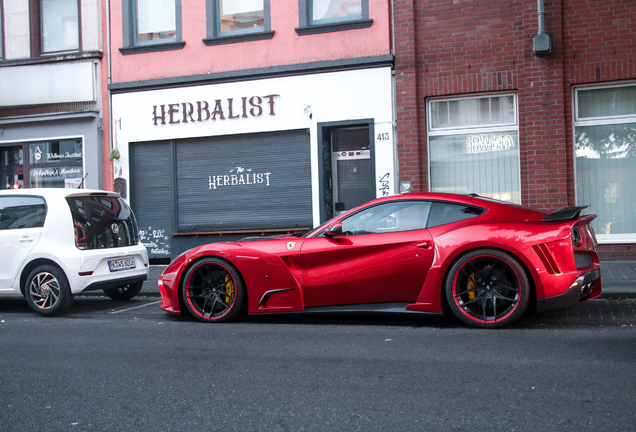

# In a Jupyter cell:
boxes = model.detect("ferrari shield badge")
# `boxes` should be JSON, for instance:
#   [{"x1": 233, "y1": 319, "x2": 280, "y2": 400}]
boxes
[{"x1": 286, "y1": 242, "x2": 295, "y2": 251}]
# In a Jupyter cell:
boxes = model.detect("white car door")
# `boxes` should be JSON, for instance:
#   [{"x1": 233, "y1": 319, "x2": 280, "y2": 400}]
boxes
[{"x1": 0, "y1": 196, "x2": 46, "y2": 290}]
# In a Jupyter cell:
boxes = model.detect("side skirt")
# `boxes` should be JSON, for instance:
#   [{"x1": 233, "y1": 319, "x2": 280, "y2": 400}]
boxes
[{"x1": 251, "y1": 302, "x2": 444, "y2": 316}]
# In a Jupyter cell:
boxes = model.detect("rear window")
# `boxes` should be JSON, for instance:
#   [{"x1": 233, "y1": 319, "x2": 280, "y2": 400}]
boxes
[
  {"x1": 0, "y1": 196, "x2": 47, "y2": 230},
  {"x1": 427, "y1": 202, "x2": 485, "y2": 228},
  {"x1": 67, "y1": 195, "x2": 140, "y2": 250}
]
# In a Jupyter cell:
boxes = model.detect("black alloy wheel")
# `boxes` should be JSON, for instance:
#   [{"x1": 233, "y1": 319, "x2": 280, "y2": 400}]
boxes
[
  {"x1": 445, "y1": 249, "x2": 530, "y2": 329},
  {"x1": 182, "y1": 258, "x2": 246, "y2": 323}
]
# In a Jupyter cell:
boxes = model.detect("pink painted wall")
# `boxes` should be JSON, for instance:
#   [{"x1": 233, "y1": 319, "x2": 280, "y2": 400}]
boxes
[{"x1": 110, "y1": 0, "x2": 391, "y2": 83}]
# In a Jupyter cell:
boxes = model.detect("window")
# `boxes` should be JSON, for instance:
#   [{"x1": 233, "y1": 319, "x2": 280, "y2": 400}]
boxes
[
  {"x1": 40, "y1": 0, "x2": 79, "y2": 53},
  {"x1": 339, "y1": 201, "x2": 432, "y2": 235},
  {"x1": 0, "y1": 196, "x2": 47, "y2": 230},
  {"x1": 120, "y1": 0, "x2": 184, "y2": 54},
  {"x1": 135, "y1": 0, "x2": 175, "y2": 44},
  {"x1": 204, "y1": 0, "x2": 273, "y2": 45},
  {"x1": 28, "y1": 139, "x2": 83, "y2": 188},
  {"x1": 426, "y1": 202, "x2": 484, "y2": 228},
  {"x1": 296, "y1": 0, "x2": 372, "y2": 35},
  {"x1": 574, "y1": 83, "x2": 636, "y2": 243},
  {"x1": 427, "y1": 94, "x2": 521, "y2": 204},
  {"x1": 0, "y1": 1, "x2": 4, "y2": 59}
]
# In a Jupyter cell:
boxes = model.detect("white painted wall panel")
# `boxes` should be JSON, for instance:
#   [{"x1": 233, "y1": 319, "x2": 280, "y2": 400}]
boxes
[{"x1": 0, "y1": 62, "x2": 96, "y2": 106}]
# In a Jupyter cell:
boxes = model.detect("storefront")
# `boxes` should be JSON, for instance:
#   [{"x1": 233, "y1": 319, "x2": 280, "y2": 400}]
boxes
[
  {"x1": 110, "y1": 67, "x2": 395, "y2": 260},
  {"x1": 0, "y1": 113, "x2": 103, "y2": 191}
]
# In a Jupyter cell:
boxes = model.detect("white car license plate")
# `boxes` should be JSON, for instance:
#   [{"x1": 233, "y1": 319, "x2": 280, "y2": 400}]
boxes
[{"x1": 108, "y1": 258, "x2": 136, "y2": 272}]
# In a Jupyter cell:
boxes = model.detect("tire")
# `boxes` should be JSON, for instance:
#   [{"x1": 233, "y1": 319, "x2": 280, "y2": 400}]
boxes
[
  {"x1": 24, "y1": 265, "x2": 74, "y2": 316},
  {"x1": 103, "y1": 282, "x2": 144, "y2": 301},
  {"x1": 182, "y1": 257, "x2": 246, "y2": 323},
  {"x1": 445, "y1": 249, "x2": 530, "y2": 329}
]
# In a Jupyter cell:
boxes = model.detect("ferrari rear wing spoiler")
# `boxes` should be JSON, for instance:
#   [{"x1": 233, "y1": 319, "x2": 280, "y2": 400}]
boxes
[{"x1": 542, "y1": 206, "x2": 589, "y2": 222}]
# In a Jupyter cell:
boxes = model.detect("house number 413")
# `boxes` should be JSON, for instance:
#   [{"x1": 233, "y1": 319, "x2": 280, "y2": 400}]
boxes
[{"x1": 377, "y1": 133, "x2": 390, "y2": 141}]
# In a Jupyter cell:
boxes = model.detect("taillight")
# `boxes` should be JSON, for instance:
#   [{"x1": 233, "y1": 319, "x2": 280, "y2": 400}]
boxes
[{"x1": 571, "y1": 226, "x2": 581, "y2": 247}]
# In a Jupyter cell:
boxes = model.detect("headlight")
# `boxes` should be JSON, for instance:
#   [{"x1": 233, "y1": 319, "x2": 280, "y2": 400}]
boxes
[{"x1": 571, "y1": 226, "x2": 581, "y2": 247}]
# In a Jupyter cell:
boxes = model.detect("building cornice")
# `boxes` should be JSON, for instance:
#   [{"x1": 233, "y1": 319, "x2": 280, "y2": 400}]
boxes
[{"x1": 108, "y1": 55, "x2": 395, "y2": 93}]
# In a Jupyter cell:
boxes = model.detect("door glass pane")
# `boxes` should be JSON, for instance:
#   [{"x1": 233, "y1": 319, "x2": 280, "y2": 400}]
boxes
[
  {"x1": 136, "y1": 0, "x2": 176, "y2": 43},
  {"x1": 575, "y1": 123, "x2": 636, "y2": 235},
  {"x1": 1, "y1": 147, "x2": 24, "y2": 190},
  {"x1": 219, "y1": 0, "x2": 264, "y2": 33},
  {"x1": 41, "y1": 0, "x2": 79, "y2": 53}
]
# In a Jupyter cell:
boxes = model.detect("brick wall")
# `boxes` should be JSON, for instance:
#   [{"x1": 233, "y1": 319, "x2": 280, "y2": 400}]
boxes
[{"x1": 394, "y1": 0, "x2": 636, "y2": 260}]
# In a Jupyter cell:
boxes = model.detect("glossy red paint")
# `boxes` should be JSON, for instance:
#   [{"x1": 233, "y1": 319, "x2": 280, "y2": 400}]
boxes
[{"x1": 158, "y1": 193, "x2": 602, "y2": 328}]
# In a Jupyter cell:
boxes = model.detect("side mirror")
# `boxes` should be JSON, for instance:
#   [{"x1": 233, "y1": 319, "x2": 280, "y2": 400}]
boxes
[{"x1": 324, "y1": 222, "x2": 343, "y2": 237}]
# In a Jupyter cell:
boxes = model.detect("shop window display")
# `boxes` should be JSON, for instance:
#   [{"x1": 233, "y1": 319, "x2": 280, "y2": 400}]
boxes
[{"x1": 427, "y1": 94, "x2": 520, "y2": 204}]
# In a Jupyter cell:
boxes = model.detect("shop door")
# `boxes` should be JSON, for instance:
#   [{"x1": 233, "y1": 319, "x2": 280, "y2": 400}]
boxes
[
  {"x1": 1, "y1": 146, "x2": 24, "y2": 190},
  {"x1": 330, "y1": 126, "x2": 375, "y2": 215}
]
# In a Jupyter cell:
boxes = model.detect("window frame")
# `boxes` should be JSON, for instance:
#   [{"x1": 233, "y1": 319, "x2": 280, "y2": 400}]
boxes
[
  {"x1": 0, "y1": 0, "x2": 4, "y2": 60},
  {"x1": 573, "y1": 81, "x2": 636, "y2": 244},
  {"x1": 120, "y1": 0, "x2": 185, "y2": 55},
  {"x1": 203, "y1": 0, "x2": 274, "y2": 46},
  {"x1": 426, "y1": 92, "x2": 521, "y2": 204},
  {"x1": 295, "y1": 0, "x2": 372, "y2": 36},
  {"x1": 26, "y1": 0, "x2": 82, "y2": 58}
]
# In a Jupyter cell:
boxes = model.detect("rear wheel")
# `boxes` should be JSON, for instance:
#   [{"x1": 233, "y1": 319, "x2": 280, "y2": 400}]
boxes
[
  {"x1": 103, "y1": 282, "x2": 144, "y2": 301},
  {"x1": 182, "y1": 258, "x2": 246, "y2": 323},
  {"x1": 24, "y1": 265, "x2": 73, "y2": 316},
  {"x1": 445, "y1": 249, "x2": 529, "y2": 329}
]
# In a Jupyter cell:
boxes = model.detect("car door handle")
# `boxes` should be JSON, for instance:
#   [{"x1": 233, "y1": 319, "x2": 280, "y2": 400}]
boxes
[
  {"x1": 417, "y1": 241, "x2": 432, "y2": 249},
  {"x1": 20, "y1": 236, "x2": 35, "y2": 243}
]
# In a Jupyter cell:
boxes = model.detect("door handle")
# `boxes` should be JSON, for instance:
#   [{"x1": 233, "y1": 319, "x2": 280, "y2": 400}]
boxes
[
  {"x1": 417, "y1": 241, "x2": 432, "y2": 249},
  {"x1": 20, "y1": 236, "x2": 34, "y2": 243}
]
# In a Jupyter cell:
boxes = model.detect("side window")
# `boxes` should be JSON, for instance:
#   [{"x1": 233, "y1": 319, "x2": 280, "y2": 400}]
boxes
[
  {"x1": 204, "y1": 0, "x2": 274, "y2": 45},
  {"x1": 296, "y1": 0, "x2": 372, "y2": 35},
  {"x1": 427, "y1": 202, "x2": 484, "y2": 228},
  {"x1": 339, "y1": 201, "x2": 431, "y2": 235},
  {"x1": 0, "y1": 196, "x2": 47, "y2": 230},
  {"x1": 120, "y1": 0, "x2": 184, "y2": 54}
]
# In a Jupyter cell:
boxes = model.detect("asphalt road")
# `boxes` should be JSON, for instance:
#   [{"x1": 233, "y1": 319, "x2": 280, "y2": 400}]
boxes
[{"x1": 1, "y1": 296, "x2": 635, "y2": 432}]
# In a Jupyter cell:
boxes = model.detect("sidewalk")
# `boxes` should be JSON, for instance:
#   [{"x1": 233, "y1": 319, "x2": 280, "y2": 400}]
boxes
[{"x1": 138, "y1": 262, "x2": 636, "y2": 298}]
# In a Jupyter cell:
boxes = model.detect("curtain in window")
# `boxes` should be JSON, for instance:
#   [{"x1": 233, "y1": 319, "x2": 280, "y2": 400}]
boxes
[
  {"x1": 312, "y1": 0, "x2": 361, "y2": 22},
  {"x1": 576, "y1": 123, "x2": 636, "y2": 235},
  {"x1": 137, "y1": 0, "x2": 175, "y2": 35}
]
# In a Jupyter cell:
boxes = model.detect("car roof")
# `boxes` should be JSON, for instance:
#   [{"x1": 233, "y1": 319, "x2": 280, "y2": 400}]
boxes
[{"x1": 0, "y1": 188, "x2": 120, "y2": 199}]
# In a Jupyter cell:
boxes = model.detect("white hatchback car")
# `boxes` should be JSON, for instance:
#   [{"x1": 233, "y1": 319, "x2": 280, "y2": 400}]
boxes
[{"x1": 0, "y1": 188, "x2": 149, "y2": 316}]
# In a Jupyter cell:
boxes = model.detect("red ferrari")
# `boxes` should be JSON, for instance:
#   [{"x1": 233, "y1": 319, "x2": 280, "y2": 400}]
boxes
[{"x1": 158, "y1": 193, "x2": 601, "y2": 328}]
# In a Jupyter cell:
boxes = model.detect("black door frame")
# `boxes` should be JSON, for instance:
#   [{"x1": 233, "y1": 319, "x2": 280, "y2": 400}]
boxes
[{"x1": 317, "y1": 119, "x2": 375, "y2": 223}]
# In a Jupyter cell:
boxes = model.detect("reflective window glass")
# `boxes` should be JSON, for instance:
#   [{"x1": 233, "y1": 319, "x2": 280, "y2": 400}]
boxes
[{"x1": 41, "y1": 0, "x2": 79, "y2": 53}]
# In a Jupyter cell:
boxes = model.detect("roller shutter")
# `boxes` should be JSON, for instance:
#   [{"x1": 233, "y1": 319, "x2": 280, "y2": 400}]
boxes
[{"x1": 176, "y1": 130, "x2": 312, "y2": 232}]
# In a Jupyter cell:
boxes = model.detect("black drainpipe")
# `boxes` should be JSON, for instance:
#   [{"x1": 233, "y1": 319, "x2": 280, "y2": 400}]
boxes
[{"x1": 533, "y1": 0, "x2": 552, "y2": 56}]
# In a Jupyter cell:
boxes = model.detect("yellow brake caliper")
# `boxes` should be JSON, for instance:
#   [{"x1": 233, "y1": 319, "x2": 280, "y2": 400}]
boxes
[
  {"x1": 224, "y1": 275, "x2": 235, "y2": 305},
  {"x1": 467, "y1": 273, "x2": 475, "y2": 300}
]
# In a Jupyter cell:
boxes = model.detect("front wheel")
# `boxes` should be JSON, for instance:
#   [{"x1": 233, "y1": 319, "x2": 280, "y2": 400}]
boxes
[
  {"x1": 445, "y1": 249, "x2": 530, "y2": 329},
  {"x1": 24, "y1": 265, "x2": 74, "y2": 316},
  {"x1": 103, "y1": 282, "x2": 144, "y2": 301},
  {"x1": 182, "y1": 258, "x2": 246, "y2": 323}
]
